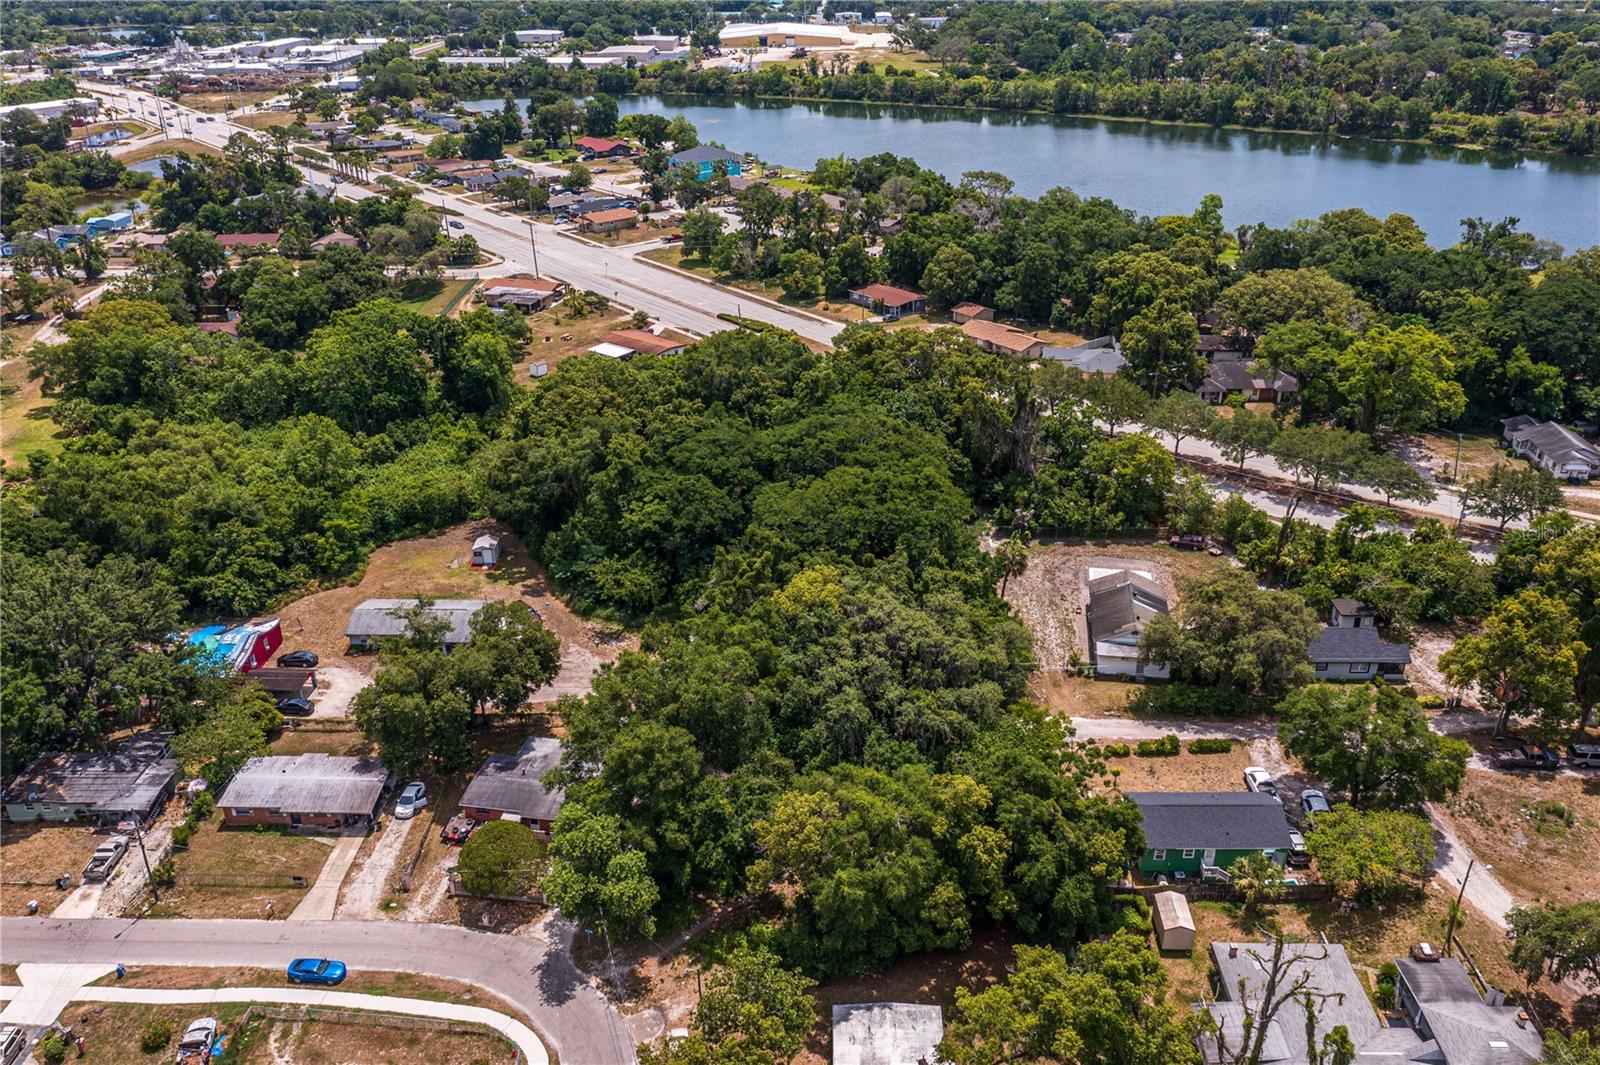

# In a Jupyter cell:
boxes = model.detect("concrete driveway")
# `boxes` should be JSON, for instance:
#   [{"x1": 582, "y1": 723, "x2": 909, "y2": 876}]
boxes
[
  {"x1": 0, "y1": 916, "x2": 636, "y2": 1064},
  {"x1": 311, "y1": 665, "x2": 369, "y2": 719}
]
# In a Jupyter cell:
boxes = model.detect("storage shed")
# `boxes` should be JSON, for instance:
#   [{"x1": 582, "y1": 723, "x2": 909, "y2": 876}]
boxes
[
  {"x1": 471, "y1": 534, "x2": 501, "y2": 569},
  {"x1": 1153, "y1": 890, "x2": 1196, "y2": 952}
]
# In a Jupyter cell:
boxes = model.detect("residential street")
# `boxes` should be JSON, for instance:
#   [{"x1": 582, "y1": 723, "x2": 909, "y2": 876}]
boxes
[{"x1": 0, "y1": 915, "x2": 637, "y2": 1064}]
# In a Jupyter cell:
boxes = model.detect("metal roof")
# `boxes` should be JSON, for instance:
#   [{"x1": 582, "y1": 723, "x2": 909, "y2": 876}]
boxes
[
  {"x1": 1307, "y1": 625, "x2": 1412, "y2": 665},
  {"x1": 345, "y1": 598, "x2": 488, "y2": 645},
  {"x1": 1128, "y1": 792, "x2": 1295, "y2": 852},
  {"x1": 459, "y1": 737, "x2": 566, "y2": 821},
  {"x1": 219, "y1": 754, "x2": 388, "y2": 816},
  {"x1": 2, "y1": 740, "x2": 177, "y2": 815}
]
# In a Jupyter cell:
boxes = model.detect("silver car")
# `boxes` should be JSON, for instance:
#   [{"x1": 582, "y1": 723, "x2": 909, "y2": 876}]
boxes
[{"x1": 394, "y1": 781, "x2": 428, "y2": 819}]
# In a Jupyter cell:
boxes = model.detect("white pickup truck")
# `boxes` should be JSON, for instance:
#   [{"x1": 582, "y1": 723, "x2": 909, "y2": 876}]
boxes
[{"x1": 81, "y1": 836, "x2": 129, "y2": 882}]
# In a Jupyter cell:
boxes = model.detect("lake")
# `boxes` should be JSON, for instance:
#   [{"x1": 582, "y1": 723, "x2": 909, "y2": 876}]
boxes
[{"x1": 473, "y1": 94, "x2": 1600, "y2": 249}]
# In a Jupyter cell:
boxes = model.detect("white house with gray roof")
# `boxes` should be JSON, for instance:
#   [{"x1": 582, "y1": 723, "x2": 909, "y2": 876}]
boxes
[
  {"x1": 1501, "y1": 415, "x2": 1598, "y2": 481},
  {"x1": 1307, "y1": 600, "x2": 1410, "y2": 682},
  {"x1": 345, "y1": 598, "x2": 490, "y2": 650},
  {"x1": 1084, "y1": 564, "x2": 1170, "y2": 679}
]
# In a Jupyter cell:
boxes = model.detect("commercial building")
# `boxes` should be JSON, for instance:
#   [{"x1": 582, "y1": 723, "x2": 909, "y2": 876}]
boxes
[
  {"x1": 479, "y1": 276, "x2": 566, "y2": 311},
  {"x1": 719, "y1": 22, "x2": 857, "y2": 48},
  {"x1": 220, "y1": 754, "x2": 389, "y2": 830},
  {"x1": 0, "y1": 97, "x2": 101, "y2": 122}
]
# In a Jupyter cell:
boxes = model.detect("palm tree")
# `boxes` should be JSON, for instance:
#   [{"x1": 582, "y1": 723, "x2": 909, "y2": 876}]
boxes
[{"x1": 996, "y1": 535, "x2": 1029, "y2": 598}]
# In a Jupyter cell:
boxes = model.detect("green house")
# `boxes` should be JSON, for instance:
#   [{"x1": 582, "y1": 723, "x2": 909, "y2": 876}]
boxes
[{"x1": 1129, "y1": 792, "x2": 1294, "y2": 879}]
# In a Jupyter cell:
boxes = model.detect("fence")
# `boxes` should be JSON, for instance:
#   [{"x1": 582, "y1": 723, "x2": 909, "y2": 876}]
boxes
[
  {"x1": 1117, "y1": 881, "x2": 1333, "y2": 904},
  {"x1": 175, "y1": 873, "x2": 309, "y2": 889},
  {"x1": 237, "y1": 1004, "x2": 527, "y2": 1065}
]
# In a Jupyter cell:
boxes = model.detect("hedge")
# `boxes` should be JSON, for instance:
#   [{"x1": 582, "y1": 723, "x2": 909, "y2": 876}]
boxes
[
  {"x1": 1135, "y1": 734, "x2": 1181, "y2": 757},
  {"x1": 1101, "y1": 742, "x2": 1131, "y2": 758},
  {"x1": 1133, "y1": 683, "x2": 1249, "y2": 717},
  {"x1": 1187, "y1": 738, "x2": 1234, "y2": 754}
]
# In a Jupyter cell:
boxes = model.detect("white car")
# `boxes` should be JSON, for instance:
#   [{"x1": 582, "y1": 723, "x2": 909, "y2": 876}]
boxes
[
  {"x1": 1243, "y1": 765, "x2": 1280, "y2": 800},
  {"x1": 394, "y1": 781, "x2": 428, "y2": 819},
  {"x1": 175, "y1": 1017, "x2": 218, "y2": 1064}
]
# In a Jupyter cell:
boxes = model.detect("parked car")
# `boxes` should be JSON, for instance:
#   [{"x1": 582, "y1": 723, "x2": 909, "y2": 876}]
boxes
[
  {"x1": 287, "y1": 958, "x2": 347, "y2": 985},
  {"x1": 1299, "y1": 788, "x2": 1331, "y2": 823},
  {"x1": 1286, "y1": 829, "x2": 1311, "y2": 868},
  {"x1": 82, "y1": 836, "x2": 129, "y2": 882},
  {"x1": 1168, "y1": 533, "x2": 1207, "y2": 550},
  {"x1": 0, "y1": 1025, "x2": 25, "y2": 1065},
  {"x1": 1567, "y1": 742, "x2": 1600, "y2": 769},
  {"x1": 553, "y1": 215, "x2": 571, "y2": 224},
  {"x1": 431, "y1": 178, "x2": 451, "y2": 187},
  {"x1": 175, "y1": 1017, "x2": 219, "y2": 1064},
  {"x1": 448, "y1": 220, "x2": 464, "y2": 229},
  {"x1": 663, "y1": 232, "x2": 683, "y2": 243},
  {"x1": 441, "y1": 815, "x2": 476, "y2": 845},
  {"x1": 278, "y1": 650, "x2": 319, "y2": 668},
  {"x1": 1243, "y1": 765, "x2": 1280, "y2": 800},
  {"x1": 394, "y1": 781, "x2": 428, "y2": 819},
  {"x1": 276, "y1": 696, "x2": 314, "y2": 717},
  {"x1": 1491, "y1": 745, "x2": 1560, "y2": 771}
]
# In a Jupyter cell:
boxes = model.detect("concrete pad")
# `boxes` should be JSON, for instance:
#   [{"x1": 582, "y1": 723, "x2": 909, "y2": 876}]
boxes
[
  {"x1": 50, "y1": 881, "x2": 105, "y2": 919},
  {"x1": 0, "y1": 963, "x2": 116, "y2": 1026},
  {"x1": 288, "y1": 831, "x2": 364, "y2": 921}
]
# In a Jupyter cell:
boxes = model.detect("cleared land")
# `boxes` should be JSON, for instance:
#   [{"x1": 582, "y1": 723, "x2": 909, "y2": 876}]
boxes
[
  {"x1": 146, "y1": 819, "x2": 333, "y2": 919},
  {"x1": 1437, "y1": 768, "x2": 1600, "y2": 908},
  {"x1": 1, "y1": 357, "x2": 64, "y2": 469},
  {"x1": 1099, "y1": 743, "x2": 1255, "y2": 797},
  {"x1": 514, "y1": 310, "x2": 647, "y2": 378},
  {"x1": 120, "y1": 137, "x2": 223, "y2": 163}
]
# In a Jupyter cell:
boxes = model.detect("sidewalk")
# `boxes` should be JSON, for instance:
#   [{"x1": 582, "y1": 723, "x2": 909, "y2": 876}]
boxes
[
  {"x1": 289, "y1": 830, "x2": 364, "y2": 921},
  {"x1": 0, "y1": 964, "x2": 115, "y2": 1026}
]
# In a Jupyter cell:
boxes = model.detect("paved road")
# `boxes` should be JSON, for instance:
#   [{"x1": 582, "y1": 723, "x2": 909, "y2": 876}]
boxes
[{"x1": 0, "y1": 916, "x2": 636, "y2": 1064}]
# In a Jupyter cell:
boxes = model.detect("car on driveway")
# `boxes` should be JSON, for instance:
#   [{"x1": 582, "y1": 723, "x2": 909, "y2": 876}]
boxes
[
  {"x1": 276, "y1": 696, "x2": 314, "y2": 717},
  {"x1": 1243, "y1": 765, "x2": 1280, "y2": 800},
  {"x1": 1299, "y1": 788, "x2": 1331, "y2": 823},
  {"x1": 1565, "y1": 742, "x2": 1600, "y2": 768},
  {"x1": 394, "y1": 781, "x2": 428, "y2": 819},
  {"x1": 278, "y1": 650, "x2": 319, "y2": 668},
  {"x1": 1286, "y1": 829, "x2": 1311, "y2": 868},
  {"x1": 1492, "y1": 745, "x2": 1561, "y2": 771},
  {"x1": 287, "y1": 958, "x2": 347, "y2": 985}
]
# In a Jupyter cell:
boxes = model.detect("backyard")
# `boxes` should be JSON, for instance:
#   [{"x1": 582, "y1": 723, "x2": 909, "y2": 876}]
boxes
[{"x1": 515, "y1": 309, "x2": 638, "y2": 378}]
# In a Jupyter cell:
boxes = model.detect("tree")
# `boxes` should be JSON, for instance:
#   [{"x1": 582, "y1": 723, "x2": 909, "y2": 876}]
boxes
[
  {"x1": 1276, "y1": 684, "x2": 1469, "y2": 810},
  {"x1": 666, "y1": 115, "x2": 699, "y2": 150},
  {"x1": 777, "y1": 249, "x2": 824, "y2": 301},
  {"x1": 1146, "y1": 390, "x2": 1217, "y2": 456},
  {"x1": 1507, "y1": 901, "x2": 1600, "y2": 987},
  {"x1": 995, "y1": 536, "x2": 1028, "y2": 598},
  {"x1": 1140, "y1": 570, "x2": 1319, "y2": 698},
  {"x1": 1086, "y1": 375, "x2": 1150, "y2": 434},
  {"x1": 1543, "y1": 1032, "x2": 1600, "y2": 1065},
  {"x1": 458, "y1": 819, "x2": 546, "y2": 898},
  {"x1": 679, "y1": 206, "x2": 725, "y2": 258},
  {"x1": 1462, "y1": 464, "x2": 1565, "y2": 532},
  {"x1": 564, "y1": 163, "x2": 592, "y2": 191},
  {"x1": 351, "y1": 639, "x2": 474, "y2": 778},
  {"x1": 1121, "y1": 298, "x2": 1202, "y2": 394},
  {"x1": 1305, "y1": 808, "x2": 1434, "y2": 905},
  {"x1": 542, "y1": 802, "x2": 660, "y2": 937},
  {"x1": 171, "y1": 685, "x2": 282, "y2": 789},
  {"x1": 1333, "y1": 325, "x2": 1465, "y2": 436},
  {"x1": 1361, "y1": 452, "x2": 1437, "y2": 506},
  {"x1": 692, "y1": 948, "x2": 817, "y2": 1062},
  {"x1": 584, "y1": 93, "x2": 619, "y2": 137},
  {"x1": 448, "y1": 601, "x2": 562, "y2": 718},
  {"x1": 1217, "y1": 268, "x2": 1369, "y2": 335},
  {"x1": 1197, "y1": 935, "x2": 1353, "y2": 1065},
  {"x1": 919, "y1": 242, "x2": 978, "y2": 308},
  {"x1": 1210, "y1": 409, "x2": 1279, "y2": 469},
  {"x1": 1230, "y1": 852, "x2": 1286, "y2": 922},
  {"x1": 619, "y1": 112, "x2": 671, "y2": 150},
  {"x1": 1441, "y1": 589, "x2": 1584, "y2": 741}
]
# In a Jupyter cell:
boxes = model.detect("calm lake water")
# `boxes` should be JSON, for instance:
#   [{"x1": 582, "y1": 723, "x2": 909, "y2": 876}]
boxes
[{"x1": 475, "y1": 93, "x2": 1600, "y2": 249}]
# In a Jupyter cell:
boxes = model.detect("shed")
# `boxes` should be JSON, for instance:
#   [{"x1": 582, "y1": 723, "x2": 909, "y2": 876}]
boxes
[
  {"x1": 831, "y1": 1003, "x2": 943, "y2": 1065},
  {"x1": 345, "y1": 598, "x2": 490, "y2": 650},
  {"x1": 1152, "y1": 891, "x2": 1195, "y2": 952},
  {"x1": 950, "y1": 302, "x2": 993, "y2": 324},
  {"x1": 471, "y1": 534, "x2": 501, "y2": 568}
]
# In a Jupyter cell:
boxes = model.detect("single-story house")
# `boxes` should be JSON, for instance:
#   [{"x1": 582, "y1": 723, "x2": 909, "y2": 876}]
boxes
[
  {"x1": 1501, "y1": 415, "x2": 1599, "y2": 481},
  {"x1": 85, "y1": 209, "x2": 134, "y2": 236},
  {"x1": 463, "y1": 169, "x2": 505, "y2": 193},
  {"x1": 831, "y1": 1003, "x2": 943, "y2": 1065},
  {"x1": 459, "y1": 737, "x2": 566, "y2": 835},
  {"x1": 382, "y1": 148, "x2": 425, "y2": 165},
  {"x1": 310, "y1": 230, "x2": 361, "y2": 251},
  {"x1": 849, "y1": 283, "x2": 926, "y2": 320},
  {"x1": 1394, "y1": 955, "x2": 1543, "y2": 1064},
  {"x1": 246, "y1": 667, "x2": 317, "y2": 699},
  {"x1": 1308, "y1": 602, "x2": 1410, "y2": 682},
  {"x1": 470, "y1": 534, "x2": 501, "y2": 568},
  {"x1": 668, "y1": 145, "x2": 743, "y2": 181},
  {"x1": 1197, "y1": 333, "x2": 1249, "y2": 360},
  {"x1": 426, "y1": 158, "x2": 490, "y2": 175},
  {"x1": 2, "y1": 732, "x2": 178, "y2": 826},
  {"x1": 34, "y1": 224, "x2": 89, "y2": 250},
  {"x1": 345, "y1": 598, "x2": 489, "y2": 651},
  {"x1": 1128, "y1": 792, "x2": 1295, "y2": 879},
  {"x1": 479, "y1": 276, "x2": 565, "y2": 311},
  {"x1": 110, "y1": 231, "x2": 169, "y2": 255},
  {"x1": 1152, "y1": 890, "x2": 1195, "y2": 952},
  {"x1": 576, "y1": 207, "x2": 638, "y2": 233},
  {"x1": 1085, "y1": 567, "x2": 1170, "y2": 679},
  {"x1": 1044, "y1": 335, "x2": 1125, "y2": 376},
  {"x1": 219, "y1": 754, "x2": 389, "y2": 830},
  {"x1": 573, "y1": 135, "x2": 630, "y2": 158},
  {"x1": 215, "y1": 232, "x2": 280, "y2": 253},
  {"x1": 960, "y1": 318, "x2": 1047, "y2": 359},
  {"x1": 197, "y1": 318, "x2": 240, "y2": 336},
  {"x1": 950, "y1": 302, "x2": 992, "y2": 324},
  {"x1": 1194, "y1": 357, "x2": 1299, "y2": 404},
  {"x1": 588, "y1": 329, "x2": 687, "y2": 358}
]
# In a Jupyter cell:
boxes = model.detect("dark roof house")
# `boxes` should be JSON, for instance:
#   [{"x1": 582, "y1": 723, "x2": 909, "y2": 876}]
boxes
[
  {"x1": 1395, "y1": 956, "x2": 1542, "y2": 1064},
  {"x1": 1129, "y1": 792, "x2": 1295, "y2": 854},
  {"x1": 1308, "y1": 625, "x2": 1411, "y2": 682},
  {"x1": 3, "y1": 733, "x2": 178, "y2": 825},
  {"x1": 1500, "y1": 417, "x2": 1599, "y2": 481},
  {"x1": 459, "y1": 736, "x2": 566, "y2": 831},
  {"x1": 1195, "y1": 358, "x2": 1299, "y2": 404}
]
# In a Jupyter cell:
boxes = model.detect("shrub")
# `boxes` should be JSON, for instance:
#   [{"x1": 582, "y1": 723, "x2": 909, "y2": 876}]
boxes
[
  {"x1": 34, "y1": 1034, "x2": 67, "y2": 1065},
  {"x1": 1376, "y1": 961, "x2": 1400, "y2": 1008},
  {"x1": 191, "y1": 790, "x2": 216, "y2": 821},
  {"x1": 1134, "y1": 684, "x2": 1249, "y2": 717},
  {"x1": 171, "y1": 823, "x2": 194, "y2": 848},
  {"x1": 1101, "y1": 742, "x2": 1131, "y2": 758},
  {"x1": 458, "y1": 820, "x2": 547, "y2": 898},
  {"x1": 1135, "y1": 734, "x2": 1181, "y2": 757},
  {"x1": 1187, "y1": 738, "x2": 1234, "y2": 754},
  {"x1": 151, "y1": 858, "x2": 176, "y2": 889},
  {"x1": 1417, "y1": 694, "x2": 1446, "y2": 708},
  {"x1": 1117, "y1": 897, "x2": 1153, "y2": 936},
  {"x1": 140, "y1": 1020, "x2": 173, "y2": 1052}
]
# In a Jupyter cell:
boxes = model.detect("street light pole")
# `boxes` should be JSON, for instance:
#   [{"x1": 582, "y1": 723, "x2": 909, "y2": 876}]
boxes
[{"x1": 1443, "y1": 858, "x2": 1487, "y2": 955}]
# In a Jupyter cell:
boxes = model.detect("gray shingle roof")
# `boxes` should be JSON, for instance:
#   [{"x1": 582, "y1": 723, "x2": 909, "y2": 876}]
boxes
[
  {"x1": 459, "y1": 737, "x2": 566, "y2": 822},
  {"x1": 219, "y1": 754, "x2": 388, "y2": 816},
  {"x1": 1086, "y1": 572, "x2": 1167, "y2": 642},
  {"x1": 1397, "y1": 958, "x2": 1542, "y2": 1065},
  {"x1": 345, "y1": 598, "x2": 488, "y2": 645},
  {"x1": 1307, "y1": 625, "x2": 1412, "y2": 665},
  {"x1": 1504, "y1": 419, "x2": 1600, "y2": 468},
  {"x1": 1128, "y1": 792, "x2": 1294, "y2": 851},
  {"x1": 671, "y1": 145, "x2": 741, "y2": 165},
  {"x1": 1197, "y1": 358, "x2": 1299, "y2": 395},
  {"x1": 3, "y1": 733, "x2": 177, "y2": 816}
]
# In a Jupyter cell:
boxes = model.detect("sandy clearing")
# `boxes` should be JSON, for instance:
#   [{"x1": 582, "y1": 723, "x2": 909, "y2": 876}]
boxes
[{"x1": 337, "y1": 815, "x2": 417, "y2": 918}]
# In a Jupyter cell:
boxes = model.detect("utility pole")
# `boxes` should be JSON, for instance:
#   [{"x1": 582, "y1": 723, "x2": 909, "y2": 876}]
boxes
[
  {"x1": 1444, "y1": 858, "x2": 1487, "y2": 955},
  {"x1": 130, "y1": 813, "x2": 158, "y2": 902},
  {"x1": 525, "y1": 219, "x2": 541, "y2": 276},
  {"x1": 1453, "y1": 432, "x2": 1463, "y2": 483}
]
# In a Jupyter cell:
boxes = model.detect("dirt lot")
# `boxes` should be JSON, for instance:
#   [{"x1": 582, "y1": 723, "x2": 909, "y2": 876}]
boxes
[
  {"x1": 515, "y1": 311, "x2": 648, "y2": 378},
  {"x1": 272, "y1": 519, "x2": 634, "y2": 702},
  {"x1": 1032, "y1": 672, "x2": 1140, "y2": 718},
  {"x1": 58, "y1": 1002, "x2": 252, "y2": 1063},
  {"x1": 1437, "y1": 768, "x2": 1600, "y2": 908},
  {"x1": 1099, "y1": 743, "x2": 1255, "y2": 797},
  {"x1": 0, "y1": 822, "x2": 105, "y2": 915},
  {"x1": 120, "y1": 137, "x2": 224, "y2": 163},
  {"x1": 146, "y1": 820, "x2": 333, "y2": 919}
]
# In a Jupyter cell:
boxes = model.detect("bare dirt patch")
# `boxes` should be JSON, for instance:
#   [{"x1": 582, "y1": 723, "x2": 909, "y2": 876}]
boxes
[
  {"x1": 1032, "y1": 672, "x2": 1139, "y2": 718},
  {"x1": 245, "y1": 1014, "x2": 516, "y2": 1065},
  {"x1": 0, "y1": 822, "x2": 104, "y2": 915},
  {"x1": 1437, "y1": 768, "x2": 1600, "y2": 908},
  {"x1": 515, "y1": 311, "x2": 634, "y2": 378},
  {"x1": 1100, "y1": 745, "x2": 1255, "y2": 797},
  {"x1": 336, "y1": 812, "x2": 417, "y2": 918}
]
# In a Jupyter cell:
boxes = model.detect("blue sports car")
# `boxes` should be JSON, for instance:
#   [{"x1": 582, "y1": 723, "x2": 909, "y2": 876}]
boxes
[{"x1": 286, "y1": 958, "x2": 347, "y2": 985}]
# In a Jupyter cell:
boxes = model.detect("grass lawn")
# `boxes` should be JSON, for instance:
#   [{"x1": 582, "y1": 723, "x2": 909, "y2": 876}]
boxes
[
  {"x1": 394, "y1": 278, "x2": 477, "y2": 317},
  {"x1": 60, "y1": 1002, "x2": 252, "y2": 1064},
  {"x1": 147, "y1": 820, "x2": 332, "y2": 919},
  {"x1": 1409, "y1": 430, "x2": 1506, "y2": 483},
  {"x1": 516, "y1": 311, "x2": 634, "y2": 380},
  {"x1": 0, "y1": 822, "x2": 103, "y2": 915},
  {"x1": 1438, "y1": 768, "x2": 1600, "y2": 908},
  {"x1": 232, "y1": 111, "x2": 301, "y2": 130},
  {"x1": 270, "y1": 726, "x2": 374, "y2": 758},
  {"x1": 1, "y1": 358, "x2": 65, "y2": 470},
  {"x1": 121, "y1": 138, "x2": 223, "y2": 163},
  {"x1": 639, "y1": 246, "x2": 865, "y2": 324},
  {"x1": 180, "y1": 89, "x2": 277, "y2": 113}
]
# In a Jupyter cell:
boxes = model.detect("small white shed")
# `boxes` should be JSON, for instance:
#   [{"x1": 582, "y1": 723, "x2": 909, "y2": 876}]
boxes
[
  {"x1": 1153, "y1": 890, "x2": 1196, "y2": 953},
  {"x1": 471, "y1": 534, "x2": 501, "y2": 568}
]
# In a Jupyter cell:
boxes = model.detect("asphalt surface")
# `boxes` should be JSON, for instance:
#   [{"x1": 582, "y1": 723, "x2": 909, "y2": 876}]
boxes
[{"x1": 0, "y1": 916, "x2": 636, "y2": 1064}]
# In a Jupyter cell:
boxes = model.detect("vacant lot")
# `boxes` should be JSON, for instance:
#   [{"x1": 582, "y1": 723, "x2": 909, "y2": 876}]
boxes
[
  {"x1": 0, "y1": 822, "x2": 104, "y2": 915},
  {"x1": 1, "y1": 358, "x2": 63, "y2": 469},
  {"x1": 148, "y1": 819, "x2": 332, "y2": 919},
  {"x1": 59, "y1": 1002, "x2": 251, "y2": 1064},
  {"x1": 120, "y1": 137, "x2": 223, "y2": 163},
  {"x1": 1437, "y1": 768, "x2": 1600, "y2": 907},
  {"x1": 1408, "y1": 431, "x2": 1505, "y2": 482},
  {"x1": 516, "y1": 311, "x2": 641, "y2": 378},
  {"x1": 395, "y1": 277, "x2": 478, "y2": 317},
  {"x1": 1100, "y1": 743, "x2": 1255, "y2": 796}
]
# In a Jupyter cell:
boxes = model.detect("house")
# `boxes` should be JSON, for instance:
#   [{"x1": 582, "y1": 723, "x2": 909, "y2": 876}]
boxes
[
  {"x1": 1044, "y1": 335, "x2": 1125, "y2": 376},
  {"x1": 246, "y1": 667, "x2": 316, "y2": 700},
  {"x1": 668, "y1": 145, "x2": 743, "y2": 181},
  {"x1": 459, "y1": 737, "x2": 566, "y2": 835},
  {"x1": 33, "y1": 224, "x2": 89, "y2": 250},
  {"x1": 831, "y1": 1003, "x2": 943, "y2": 1065},
  {"x1": 1194, "y1": 357, "x2": 1299, "y2": 404},
  {"x1": 573, "y1": 135, "x2": 630, "y2": 158},
  {"x1": 1197, "y1": 333, "x2": 1249, "y2": 360},
  {"x1": 2, "y1": 733, "x2": 177, "y2": 826},
  {"x1": 185, "y1": 618, "x2": 283, "y2": 673},
  {"x1": 345, "y1": 598, "x2": 490, "y2": 651},
  {"x1": 479, "y1": 276, "x2": 565, "y2": 311},
  {"x1": 1308, "y1": 602, "x2": 1410, "y2": 682},
  {"x1": 197, "y1": 318, "x2": 239, "y2": 336},
  {"x1": 310, "y1": 230, "x2": 361, "y2": 252},
  {"x1": 215, "y1": 232, "x2": 280, "y2": 253},
  {"x1": 463, "y1": 169, "x2": 504, "y2": 193},
  {"x1": 470, "y1": 534, "x2": 501, "y2": 568},
  {"x1": 849, "y1": 283, "x2": 926, "y2": 320},
  {"x1": 576, "y1": 207, "x2": 639, "y2": 234},
  {"x1": 219, "y1": 754, "x2": 389, "y2": 830},
  {"x1": 1128, "y1": 792, "x2": 1295, "y2": 879},
  {"x1": 84, "y1": 209, "x2": 134, "y2": 236},
  {"x1": 960, "y1": 318, "x2": 1047, "y2": 359},
  {"x1": 950, "y1": 302, "x2": 992, "y2": 324},
  {"x1": 588, "y1": 329, "x2": 687, "y2": 358},
  {"x1": 1085, "y1": 566, "x2": 1169, "y2": 679},
  {"x1": 382, "y1": 148, "x2": 425, "y2": 166},
  {"x1": 1501, "y1": 416, "x2": 1599, "y2": 481},
  {"x1": 1152, "y1": 890, "x2": 1195, "y2": 952},
  {"x1": 1395, "y1": 955, "x2": 1542, "y2": 1064},
  {"x1": 111, "y1": 231, "x2": 169, "y2": 256}
]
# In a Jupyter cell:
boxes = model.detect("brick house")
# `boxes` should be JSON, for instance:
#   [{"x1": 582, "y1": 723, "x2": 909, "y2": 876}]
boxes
[
  {"x1": 219, "y1": 754, "x2": 389, "y2": 830},
  {"x1": 458, "y1": 737, "x2": 566, "y2": 836},
  {"x1": 576, "y1": 207, "x2": 639, "y2": 233}
]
